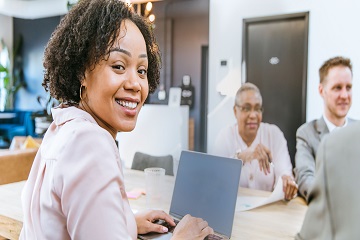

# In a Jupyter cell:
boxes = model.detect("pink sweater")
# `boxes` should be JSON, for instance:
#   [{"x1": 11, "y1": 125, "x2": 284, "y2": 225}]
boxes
[{"x1": 20, "y1": 105, "x2": 137, "y2": 239}]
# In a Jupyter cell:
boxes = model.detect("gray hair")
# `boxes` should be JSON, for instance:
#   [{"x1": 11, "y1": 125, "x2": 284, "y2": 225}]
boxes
[{"x1": 235, "y1": 82, "x2": 262, "y2": 106}]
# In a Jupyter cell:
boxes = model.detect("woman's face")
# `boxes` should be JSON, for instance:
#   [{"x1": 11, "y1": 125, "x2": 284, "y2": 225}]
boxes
[
  {"x1": 82, "y1": 19, "x2": 149, "y2": 137},
  {"x1": 234, "y1": 90, "x2": 263, "y2": 142}
]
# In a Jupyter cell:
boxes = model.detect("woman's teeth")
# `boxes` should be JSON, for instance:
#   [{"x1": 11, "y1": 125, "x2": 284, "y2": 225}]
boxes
[{"x1": 117, "y1": 100, "x2": 137, "y2": 109}]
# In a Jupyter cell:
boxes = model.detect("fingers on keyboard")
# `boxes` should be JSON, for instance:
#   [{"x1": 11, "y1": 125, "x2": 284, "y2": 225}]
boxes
[{"x1": 204, "y1": 234, "x2": 223, "y2": 240}]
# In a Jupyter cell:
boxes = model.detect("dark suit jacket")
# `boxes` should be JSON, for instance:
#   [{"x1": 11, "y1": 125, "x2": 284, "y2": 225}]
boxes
[{"x1": 296, "y1": 121, "x2": 360, "y2": 239}]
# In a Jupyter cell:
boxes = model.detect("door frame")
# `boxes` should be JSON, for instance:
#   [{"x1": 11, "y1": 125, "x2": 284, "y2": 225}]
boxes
[
  {"x1": 199, "y1": 45, "x2": 209, "y2": 153},
  {"x1": 241, "y1": 12, "x2": 309, "y2": 123}
]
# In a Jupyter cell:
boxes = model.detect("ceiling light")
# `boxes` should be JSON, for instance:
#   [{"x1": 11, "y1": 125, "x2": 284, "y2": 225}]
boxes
[
  {"x1": 148, "y1": 14, "x2": 155, "y2": 23},
  {"x1": 146, "y1": 2, "x2": 152, "y2": 12}
]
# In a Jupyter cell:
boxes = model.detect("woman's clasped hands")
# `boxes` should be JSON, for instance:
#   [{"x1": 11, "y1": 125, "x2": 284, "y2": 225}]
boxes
[
  {"x1": 236, "y1": 143, "x2": 272, "y2": 175},
  {"x1": 236, "y1": 144, "x2": 298, "y2": 200}
]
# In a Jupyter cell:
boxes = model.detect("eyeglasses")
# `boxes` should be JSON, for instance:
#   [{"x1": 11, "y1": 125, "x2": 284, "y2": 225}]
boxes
[{"x1": 235, "y1": 104, "x2": 264, "y2": 114}]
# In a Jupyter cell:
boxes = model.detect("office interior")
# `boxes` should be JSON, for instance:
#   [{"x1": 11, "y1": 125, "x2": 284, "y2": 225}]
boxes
[
  {"x1": 1, "y1": 1, "x2": 360, "y2": 239},
  {"x1": 1, "y1": 0, "x2": 360, "y2": 166}
]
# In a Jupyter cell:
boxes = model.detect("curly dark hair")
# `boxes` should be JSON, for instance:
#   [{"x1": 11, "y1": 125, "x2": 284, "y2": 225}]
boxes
[{"x1": 43, "y1": 0, "x2": 161, "y2": 104}]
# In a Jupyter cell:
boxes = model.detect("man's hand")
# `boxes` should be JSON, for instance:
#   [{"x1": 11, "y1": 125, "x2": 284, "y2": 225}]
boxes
[{"x1": 282, "y1": 175, "x2": 298, "y2": 200}]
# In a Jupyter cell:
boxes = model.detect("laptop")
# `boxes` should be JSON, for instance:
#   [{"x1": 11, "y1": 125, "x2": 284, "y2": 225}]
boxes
[{"x1": 138, "y1": 150, "x2": 242, "y2": 240}]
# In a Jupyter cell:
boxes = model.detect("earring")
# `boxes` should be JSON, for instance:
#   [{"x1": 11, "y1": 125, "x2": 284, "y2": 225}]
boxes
[{"x1": 79, "y1": 85, "x2": 84, "y2": 101}]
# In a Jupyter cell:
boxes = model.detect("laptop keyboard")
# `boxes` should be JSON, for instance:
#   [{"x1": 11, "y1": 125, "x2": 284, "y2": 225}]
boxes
[
  {"x1": 204, "y1": 234, "x2": 223, "y2": 240},
  {"x1": 153, "y1": 219, "x2": 178, "y2": 233},
  {"x1": 154, "y1": 219, "x2": 223, "y2": 239}
]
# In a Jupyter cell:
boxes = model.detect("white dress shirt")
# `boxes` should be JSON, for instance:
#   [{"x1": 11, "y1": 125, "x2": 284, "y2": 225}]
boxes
[{"x1": 323, "y1": 114, "x2": 348, "y2": 133}]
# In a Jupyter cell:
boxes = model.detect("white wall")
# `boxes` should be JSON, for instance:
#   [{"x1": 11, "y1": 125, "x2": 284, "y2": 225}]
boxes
[
  {"x1": 0, "y1": 13, "x2": 13, "y2": 59},
  {"x1": 0, "y1": 0, "x2": 67, "y2": 19},
  {"x1": 207, "y1": 0, "x2": 360, "y2": 152},
  {"x1": 116, "y1": 105, "x2": 189, "y2": 169}
]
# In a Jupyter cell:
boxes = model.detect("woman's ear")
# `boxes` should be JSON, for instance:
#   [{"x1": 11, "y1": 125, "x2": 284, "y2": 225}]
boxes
[{"x1": 81, "y1": 70, "x2": 89, "y2": 87}]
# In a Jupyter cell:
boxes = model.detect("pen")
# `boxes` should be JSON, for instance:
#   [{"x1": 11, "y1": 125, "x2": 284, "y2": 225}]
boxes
[{"x1": 267, "y1": 153, "x2": 273, "y2": 167}]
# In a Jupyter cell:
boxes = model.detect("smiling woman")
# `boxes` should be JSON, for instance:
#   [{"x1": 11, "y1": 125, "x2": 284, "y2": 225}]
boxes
[
  {"x1": 19, "y1": 0, "x2": 213, "y2": 239},
  {"x1": 79, "y1": 19, "x2": 150, "y2": 136},
  {"x1": 214, "y1": 82, "x2": 297, "y2": 201}
]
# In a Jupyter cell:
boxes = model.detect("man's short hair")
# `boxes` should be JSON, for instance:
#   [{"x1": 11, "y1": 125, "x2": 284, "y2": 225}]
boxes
[
  {"x1": 319, "y1": 56, "x2": 352, "y2": 84},
  {"x1": 235, "y1": 82, "x2": 262, "y2": 106}
]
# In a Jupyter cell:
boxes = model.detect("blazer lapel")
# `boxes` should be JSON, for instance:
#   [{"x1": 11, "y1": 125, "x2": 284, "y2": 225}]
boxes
[{"x1": 316, "y1": 117, "x2": 329, "y2": 139}]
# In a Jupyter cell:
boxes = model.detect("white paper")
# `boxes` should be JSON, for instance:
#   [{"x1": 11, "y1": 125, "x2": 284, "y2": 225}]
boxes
[{"x1": 236, "y1": 177, "x2": 284, "y2": 211}]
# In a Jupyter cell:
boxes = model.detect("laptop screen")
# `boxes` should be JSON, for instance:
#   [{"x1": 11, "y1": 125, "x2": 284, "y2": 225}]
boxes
[{"x1": 169, "y1": 151, "x2": 242, "y2": 238}]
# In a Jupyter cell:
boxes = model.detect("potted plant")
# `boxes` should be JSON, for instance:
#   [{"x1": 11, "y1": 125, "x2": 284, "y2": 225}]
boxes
[
  {"x1": 32, "y1": 94, "x2": 57, "y2": 137},
  {"x1": 0, "y1": 37, "x2": 26, "y2": 111},
  {"x1": 0, "y1": 39, "x2": 10, "y2": 111}
]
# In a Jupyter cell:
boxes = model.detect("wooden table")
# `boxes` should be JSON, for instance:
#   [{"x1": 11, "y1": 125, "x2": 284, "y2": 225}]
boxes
[
  {"x1": 0, "y1": 169, "x2": 307, "y2": 240},
  {"x1": 0, "y1": 181, "x2": 23, "y2": 239}
]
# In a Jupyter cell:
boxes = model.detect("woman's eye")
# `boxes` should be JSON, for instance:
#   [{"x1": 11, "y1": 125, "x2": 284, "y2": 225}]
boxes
[
  {"x1": 138, "y1": 69, "x2": 147, "y2": 75},
  {"x1": 112, "y1": 65, "x2": 124, "y2": 70}
]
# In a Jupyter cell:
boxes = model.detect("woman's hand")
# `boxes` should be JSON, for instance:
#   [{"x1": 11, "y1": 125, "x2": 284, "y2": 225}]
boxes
[
  {"x1": 282, "y1": 175, "x2": 298, "y2": 200},
  {"x1": 253, "y1": 144, "x2": 272, "y2": 175},
  {"x1": 237, "y1": 144, "x2": 272, "y2": 175},
  {"x1": 172, "y1": 214, "x2": 213, "y2": 240},
  {"x1": 135, "y1": 210, "x2": 176, "y2": 234}
]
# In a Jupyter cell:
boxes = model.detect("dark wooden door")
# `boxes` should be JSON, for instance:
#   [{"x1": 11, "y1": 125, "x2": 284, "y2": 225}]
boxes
[{"x1": 242, "y1": 12, "x2": 309, "y2": 166}]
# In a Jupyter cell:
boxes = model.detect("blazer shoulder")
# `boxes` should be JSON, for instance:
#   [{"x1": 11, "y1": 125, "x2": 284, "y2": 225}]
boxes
[
  {"x1": 348, "y1": 118, "x2": 358, "y2": 123},
  {"x1": 297, "y1": 119, "x2": 317, "y2": 135}
]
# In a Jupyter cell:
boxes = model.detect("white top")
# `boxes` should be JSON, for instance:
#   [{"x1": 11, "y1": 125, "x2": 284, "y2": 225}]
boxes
[
  {"x1": 20, "y1": 106, "x2": 136, "y2": 240},
  {"x1": 323, "y1": 114, "x2": 348, "y2": 133},
  {"x1": 213, "y1": 122, "x2": 293, "y2": 191}
]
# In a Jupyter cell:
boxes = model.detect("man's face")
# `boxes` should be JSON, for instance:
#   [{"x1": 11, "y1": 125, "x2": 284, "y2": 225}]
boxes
[{"x1": 319, "y1": 65, "x2": 352, "y2": 122}]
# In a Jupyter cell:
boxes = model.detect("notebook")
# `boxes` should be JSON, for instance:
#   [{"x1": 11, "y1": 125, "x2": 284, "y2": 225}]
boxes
[{"x1": 138, "y1": 150, "x2": 242, "y2": 240}]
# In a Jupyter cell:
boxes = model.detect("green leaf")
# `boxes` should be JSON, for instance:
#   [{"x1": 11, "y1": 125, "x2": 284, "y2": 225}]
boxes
[
  {"x1": 4, "y1": 76, "x2": 10, "y2": 89},
  {"x1": 0, "y1": 63, "x2": 9, "y2": 73}
]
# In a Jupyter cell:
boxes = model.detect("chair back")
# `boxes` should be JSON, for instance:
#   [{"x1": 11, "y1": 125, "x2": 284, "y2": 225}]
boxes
[
  {"x1": 131, "y1": 152, "x2": 174, "y2": 176},
  {"x1": 0, "y1": 110, "x2": 36, "y2": 141}
]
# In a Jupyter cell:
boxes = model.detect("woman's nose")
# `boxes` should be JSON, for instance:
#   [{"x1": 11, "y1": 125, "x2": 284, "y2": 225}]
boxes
[
  {"x1": 248, "y1": 110, "x2": 258, "y2": 118},
  {"x1": 124, "y1": 71, "x2": 141, "y2": 92}
]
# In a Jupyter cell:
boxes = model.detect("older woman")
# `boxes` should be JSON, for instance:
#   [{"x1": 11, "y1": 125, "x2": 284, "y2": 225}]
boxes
[
  {"x1": 214, "y1": 83, "x2": 297, "y2": 200},
  {"x1": 20, "y1": 0, "x2": 213, "y2": 239}
]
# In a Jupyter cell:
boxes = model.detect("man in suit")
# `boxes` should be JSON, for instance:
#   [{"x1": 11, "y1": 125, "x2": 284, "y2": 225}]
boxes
[
  {"x1": 294, "y1": 56, "x2": 354, "y2": 202},
  {"x1": 296, "y1": 121, "x2": 360, "y2": 239}
]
